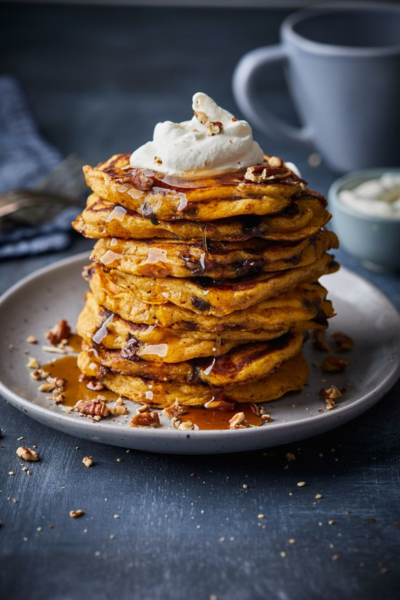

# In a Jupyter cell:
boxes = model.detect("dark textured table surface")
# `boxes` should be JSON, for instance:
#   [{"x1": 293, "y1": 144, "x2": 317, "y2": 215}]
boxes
[{"x1": 1, "y1": 4, "x2": 400, "y2": 600}]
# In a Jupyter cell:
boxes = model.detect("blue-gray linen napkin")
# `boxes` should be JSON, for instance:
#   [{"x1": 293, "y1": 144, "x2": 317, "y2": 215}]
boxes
[{"x1": 0, "y1": 76, "x2": 78, "y2": 259}]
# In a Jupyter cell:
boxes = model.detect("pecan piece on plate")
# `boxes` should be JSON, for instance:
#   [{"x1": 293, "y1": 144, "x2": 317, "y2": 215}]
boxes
[
  {"x1": 322, "y1": 356, "x2": 350, "y2": 373},
  {"x1": 129, "y1": 410, "x2": 160, "y2": 428},
  {"x1": 331, "y1": 332, "x2": 354, "y2": 352},
  {"x1": 46, "y1": 319, "x2": 72, "y2": 346}
]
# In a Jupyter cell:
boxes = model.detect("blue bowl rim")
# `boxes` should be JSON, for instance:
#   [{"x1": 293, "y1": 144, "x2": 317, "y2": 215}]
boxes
[{"x1": 328, "y1": 167, "x2": 400, "y2": 224}]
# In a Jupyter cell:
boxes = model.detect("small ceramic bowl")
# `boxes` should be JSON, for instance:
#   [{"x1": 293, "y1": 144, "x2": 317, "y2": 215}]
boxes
[{"x1": 328, "y1": 168, "x2": 400, "y2": 272}]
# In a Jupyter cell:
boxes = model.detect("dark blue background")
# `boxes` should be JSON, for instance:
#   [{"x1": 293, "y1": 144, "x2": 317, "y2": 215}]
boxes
[{"x1": 0, "y1": 4, "x2": 399, "y2": 600}]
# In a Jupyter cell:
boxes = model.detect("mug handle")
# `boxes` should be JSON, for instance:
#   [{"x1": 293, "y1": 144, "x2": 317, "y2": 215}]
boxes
[{"x1": 233, "y1": 45, "x2": 313, "y2": 146}]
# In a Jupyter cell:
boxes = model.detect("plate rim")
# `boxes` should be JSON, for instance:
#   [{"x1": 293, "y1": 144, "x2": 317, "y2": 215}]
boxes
[{"x1": 1, "y1": 251, "x2": 400, "y2": 442}]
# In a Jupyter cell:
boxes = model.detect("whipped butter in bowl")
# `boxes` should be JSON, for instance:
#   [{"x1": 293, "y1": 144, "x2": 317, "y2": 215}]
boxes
[{"x1": 329, "y1": 169, "x2": 400, "y2": 271}]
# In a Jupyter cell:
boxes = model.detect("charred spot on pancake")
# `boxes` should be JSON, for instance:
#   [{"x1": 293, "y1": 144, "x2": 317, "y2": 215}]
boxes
[
  {"x1": 179, "y1": 201, "x2": 198, "y2": 217},
  {"x1": 181, "y1": 320, "x2": 198, "y2": 330},
  {"x1": 121, "y1": 337, "x2": 142, "y2": 361},
  {"x1": 191, "y1": 296, "x2": 212, "y2": 312},
  {"x1": 241, "y1": 215, "x2": 265, "y2": 238},
  {"x1": 233, "y1": 259, "x2": 265, "y2": 278},
  {"x1": 301, "y1": 299, "x2": 316, "y2": 312},
  {"x1": 288, "y1": 254, "x2": 302, "y2": 266},
  {"x1": 282, "y1": 202, "x2": 300, "y2": 217}
]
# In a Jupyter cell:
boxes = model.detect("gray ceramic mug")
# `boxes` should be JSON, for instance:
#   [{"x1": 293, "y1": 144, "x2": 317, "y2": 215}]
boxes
[{"x1": 233, "y1": 3, "x2": 400, "y2": 172}]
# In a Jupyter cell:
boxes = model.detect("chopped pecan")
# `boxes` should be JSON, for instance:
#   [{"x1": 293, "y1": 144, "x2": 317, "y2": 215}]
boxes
[
  {"x1": 178, "y1": 421, "x2": 194, "y2": 431},
  {"x1": 320, "y1": 385, "x2": 342, "y2": 410},
  {"x1": 131, "y1": 169, "x2": 154, "y2": 191},
  {"x1": 46, "y1": 319, "x2": 72, "y2": 346},
  {"x1": 312, "y1": 330, "x2": 330, "y2": 352},
  {"x1": 267, "y1": 156, "x2": 284, "y2": 167},
  {"x1": 108, "y1": 404, "x2": 129, "y2": 416},
  {"x1": 244, "y1": 165, "x2": 291, "y2": 183},
  {"x1": 86, "y1": 380, "x2": 105, "y2": 392},
  {"x1": 16, "y1": 446, "x2": 39, "y2": 462},
  {"x1": 27, "y1": 357, "x2": 39, "y2": 369},
  {"x1": 76, "y1": 399, "x2": 110, "y2": 418},
  {"x1": 129, "y1": 410, "x2": 160, "y2": 428},
  {"x1": 163, "y1": 401, "x2": 186, "y2": 418},
  {"x1": 194, "y1": 110, "x2": 208, "y2": 124},
  {"x1": 322, "y1": 356, "x2": 349, "y2": 373},
  {"x1": 331, "y1": 332, "x2": 354, "y2": 352},
  {"x1": 53, "y1": 391, "x2": 65, "y2": 405},
  {"x1": 38, "y1": 377, "x2": 65, "y2": 393},
  {"x1": 69, "y1": 510, "x2": 84, "y2": 518},
  {"x1": 261, "y1": 413, "x2": 272, "y2": 423},
  {"x1": 206, "y1": 121, "x2": 223, "y2": 136},
  {"x1": 229, "y1": 412, "x2": 248, "y2": 429},
  {"x1": 30, "y1": 369, "x2": 49, "y2": 381}
]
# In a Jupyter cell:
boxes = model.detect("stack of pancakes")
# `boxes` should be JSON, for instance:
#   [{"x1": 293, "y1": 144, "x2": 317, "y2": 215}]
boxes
[{"x1": 73, "y1": 154, "x2": 339, "y2": 408}]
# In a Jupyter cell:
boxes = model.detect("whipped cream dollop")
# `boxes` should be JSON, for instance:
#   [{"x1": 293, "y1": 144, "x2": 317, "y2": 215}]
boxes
[
  {"x1": 130, "y1": 92, "x2": 265, "y2": 176},
  {"x1": 339, "y1": 174, "x2": 400, "y2": 219}
]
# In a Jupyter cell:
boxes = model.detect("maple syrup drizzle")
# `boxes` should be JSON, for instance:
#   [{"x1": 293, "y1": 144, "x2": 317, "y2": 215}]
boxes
[
  {"x1": 173, "y1": 404, "x2": 262, "y2": 431},
  {"x1": 41, "y1": 355, "x2": 119, "y2": 407},
  {"x1": 67, "y1": 334, "x2": 83, "y2": 353},
  {"x1": 40, "y1": 336, "x2": 265, "y2": 430}
]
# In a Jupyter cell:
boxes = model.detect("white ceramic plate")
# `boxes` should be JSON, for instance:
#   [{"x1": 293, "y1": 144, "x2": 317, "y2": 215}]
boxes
[{"x1": 0, "y1": 252, "x2": 399, "y2": 454}]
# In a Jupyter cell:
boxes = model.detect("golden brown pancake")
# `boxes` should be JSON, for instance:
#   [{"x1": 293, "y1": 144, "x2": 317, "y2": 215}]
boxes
[
  {"x1": 72, "y1": 191, "x2": 331, "y2": 243},
  {"x1": 77, "y1": 348, "x2": 309, "y2": 406},
  {"x1": 85, "y1": 262, "x2": 336, "y2": 331},
  {"x1": 77, "y1": 292, "x2": 330, "y2": 363},
  {"x1": 87, "y1": 247, "x2": 338, "y2": 318},
  {"x1": 80, "y1": 330, "x2": 303, "y2": 387},
  {"x1": 89, "y1": 229, "x2": 336, "y2": 280},
  {"x1": 83, "y1": 154, "x2": 306, "y2": 221}
]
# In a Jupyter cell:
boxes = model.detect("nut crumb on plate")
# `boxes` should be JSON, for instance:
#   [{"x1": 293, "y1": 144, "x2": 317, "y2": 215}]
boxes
[{"x1": 27, "y1": 357, "x2": 39, "y2": 369}]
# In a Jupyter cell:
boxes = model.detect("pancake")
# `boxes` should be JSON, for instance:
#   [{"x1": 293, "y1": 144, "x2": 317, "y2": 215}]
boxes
[
  {"x1": 86, "y1": 262, "x2": 336, "y2": 330},
  {"x1": 80, "y1": 330, "x2": 303, "y2": 387},
  {"x1": 87, "y1": 248, "x2": 338, "y2": 318},
  {"x1": 77, "y1": 292, "x2": 331, "y2": 363},
  {"x1": 72, "y1": 191, "x2": 331, "y2": 243},
  {"x1": 83, "y1": 154, "x2": 306, "y2": 221},
  {"x1": 77, "y1": 348, "x2": 309, "y2": 407},
  {"x1": 90, "y1": 230, "x2": 336, "y2": 280}
]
